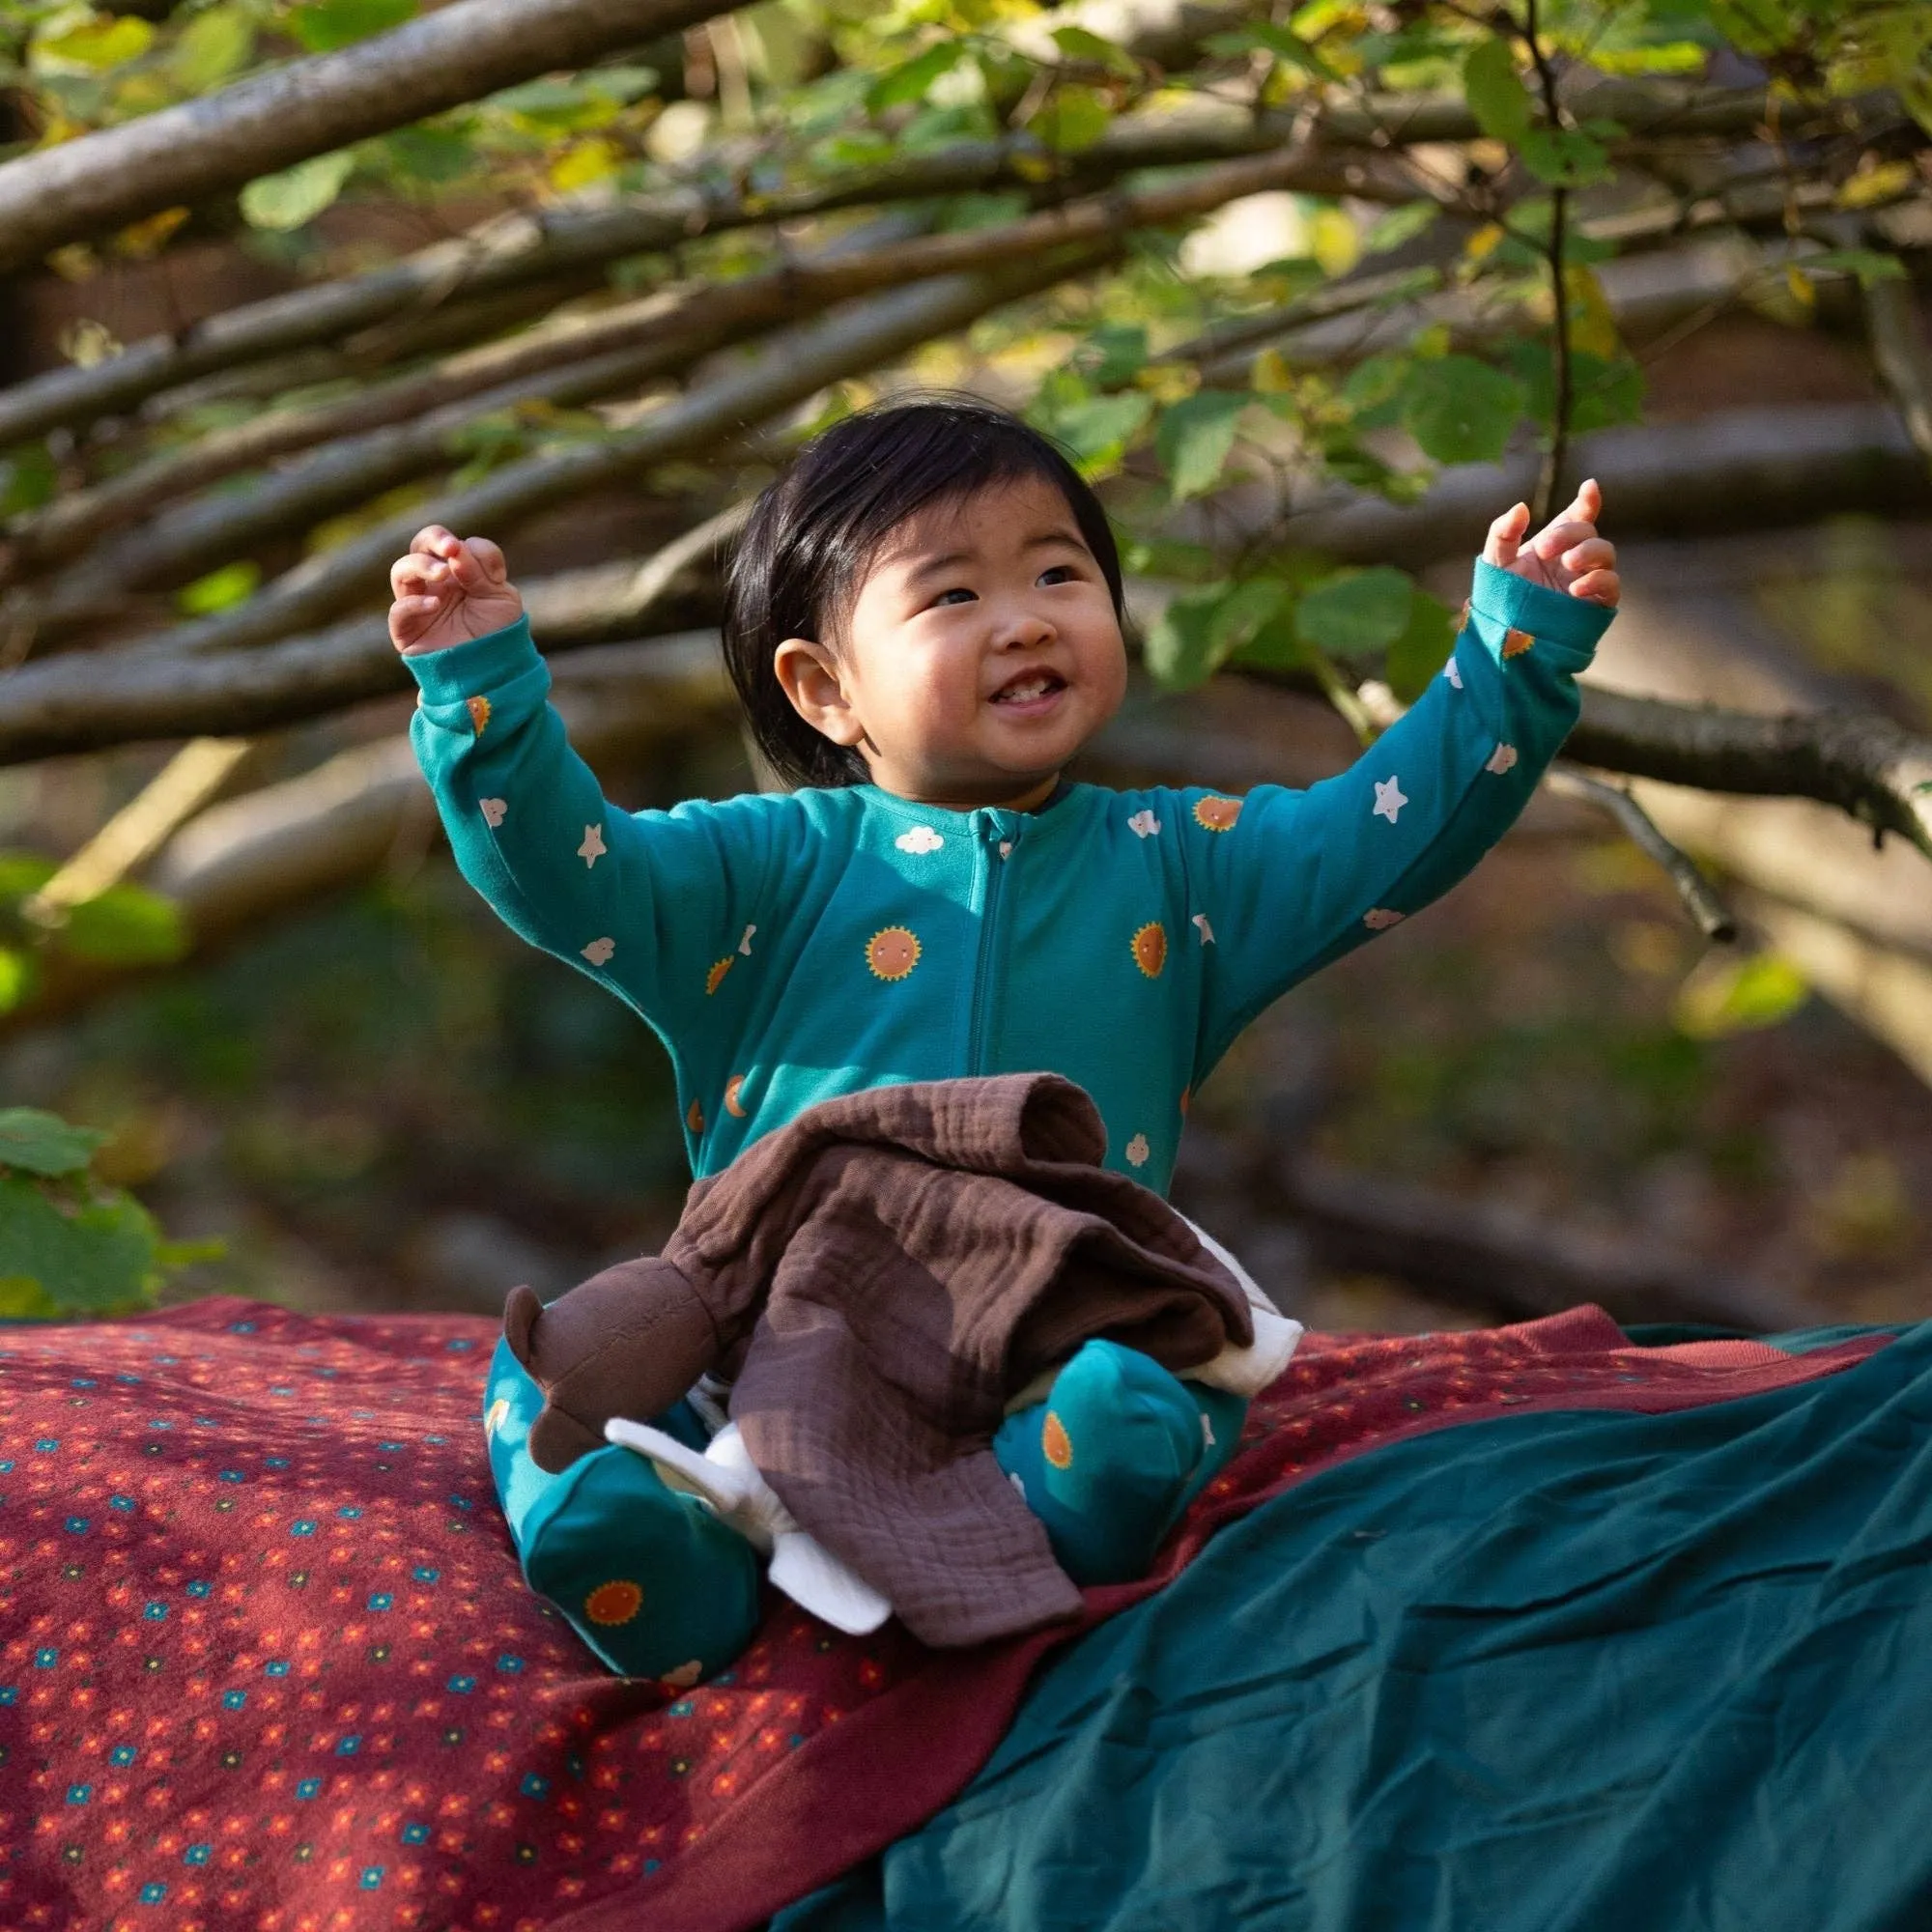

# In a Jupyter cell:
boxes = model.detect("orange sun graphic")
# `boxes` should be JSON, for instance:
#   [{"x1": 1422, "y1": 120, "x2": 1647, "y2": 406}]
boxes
[
  {"x1": 1042, "y1": 1411, "x2": 1073, "y2": 1469},
  {"x1": 724, "y1": 1074, "x2": 749, "y2": 1119},
  {"x1": 465, "y1": 695, "x2": 492, "y2": 734},
  {"x1": 1192, "y1": 795, "x2": 1242, "y2": 833},
  {"x1": 705, "y1": 956, "x2": 733, "y2": 996},
  {"x1": 1131, "y1": 922, "x2": 1168, "y2": 978},
  {"x1": 584, "y1": 1579, "x2": 642, "y2": 1626},
  {"x1": 1502, "y1": 627, "x2": 1535, "y2": 658},
  {"x1": 867, "y1": 926, "x2": 922, "y2": 981},
  {"x1": 686, "y1": 1099, "x2": 704, "y2": 1135}
]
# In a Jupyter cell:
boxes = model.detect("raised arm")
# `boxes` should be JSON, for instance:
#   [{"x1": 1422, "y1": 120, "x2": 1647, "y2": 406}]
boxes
[
  {"x1": 1183, "y1": 492, "x2": 1618, "y2": 1078},
  {"x1": 394, "y1": 527, "x2": 788, "y2": 1042}
]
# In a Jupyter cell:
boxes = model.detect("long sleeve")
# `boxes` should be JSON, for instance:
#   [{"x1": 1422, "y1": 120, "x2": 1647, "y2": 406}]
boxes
[
  {"x1": 405, "y1": 615, "x2": 795, "y2": 1046},
  {"x1": 1183, "y1": 558, "x2": 1613, "y2": 1078}
]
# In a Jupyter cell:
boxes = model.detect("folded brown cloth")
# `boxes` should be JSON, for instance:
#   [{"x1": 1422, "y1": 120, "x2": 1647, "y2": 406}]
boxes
[{"x1": 504, "y1": 1073, "x2": 1253, "y2": 1646}]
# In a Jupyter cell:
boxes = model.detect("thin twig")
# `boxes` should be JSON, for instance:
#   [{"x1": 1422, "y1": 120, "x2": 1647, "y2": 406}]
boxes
[
  {"x1": 1520, "y1": 0, "x2": 1573, "y2": 522},
  {"x1": 1545, "y1": 761, "x2": 1738, "y2": 942}
]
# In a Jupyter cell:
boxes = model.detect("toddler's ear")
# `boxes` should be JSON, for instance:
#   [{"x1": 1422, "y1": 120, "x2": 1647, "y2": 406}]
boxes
[{"x1": 774, "y1": 638, "x2": 866, "y2": 748}]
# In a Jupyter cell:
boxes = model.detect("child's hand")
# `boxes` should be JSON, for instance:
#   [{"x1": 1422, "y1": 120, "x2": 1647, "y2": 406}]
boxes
[
  {"x1": 1483, "y1": 478, "x2": 1618, "y2": 608},
  {"x1": 388, "y1": 525, "x2": 525, "y2": 653}
]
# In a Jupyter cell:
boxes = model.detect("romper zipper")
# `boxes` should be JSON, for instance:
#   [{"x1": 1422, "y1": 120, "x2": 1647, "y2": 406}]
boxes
[{"x1": 966, "y1": 811, "x2": 1014, "y2": 1075}]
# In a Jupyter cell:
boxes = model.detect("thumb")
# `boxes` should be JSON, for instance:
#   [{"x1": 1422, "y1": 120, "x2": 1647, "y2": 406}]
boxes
[{"x1": 1483, "y1": 501, "x2": 1530, "y2": 569}]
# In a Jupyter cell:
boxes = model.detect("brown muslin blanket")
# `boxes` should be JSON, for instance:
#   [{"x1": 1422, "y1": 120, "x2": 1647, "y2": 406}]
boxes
[{"x1": 504, "y1": 1072, "x2": 1254, "y2": 1645}]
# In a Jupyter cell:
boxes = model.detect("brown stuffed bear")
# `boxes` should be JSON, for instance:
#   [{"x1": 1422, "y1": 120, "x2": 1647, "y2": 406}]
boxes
[{"x1": 501, "y1": 1258, "x2": 719, "y2": 1474}]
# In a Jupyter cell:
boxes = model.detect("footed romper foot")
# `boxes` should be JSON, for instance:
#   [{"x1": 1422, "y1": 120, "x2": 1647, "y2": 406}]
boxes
[{"x1": 994, "y1": 1339, "x2": 1247, "y2": 1587}]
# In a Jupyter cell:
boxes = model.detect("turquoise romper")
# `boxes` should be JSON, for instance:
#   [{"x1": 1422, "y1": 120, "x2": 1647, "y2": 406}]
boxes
[{"x1": 406, "y1": 557, "x2": 1613, "y2": 1674}]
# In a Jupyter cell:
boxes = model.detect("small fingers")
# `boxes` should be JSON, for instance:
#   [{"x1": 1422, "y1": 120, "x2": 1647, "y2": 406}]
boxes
[
  {"x1": 1483, "y1": 501, "x2": 1530, "y2": 568},
  {"x1": 391, "y1": 553, "x2": 446, "y2": 598},
  {"x1": 411, "y1": 523, "x2": 458, "y2": 559},
  {"x1": 1559, "y1": 536, "x2": 1616, "y2": 577},
  {"x1": 388, "y1": 593, "x2": 440, "y2": 648},
  {"x1": 1531, "y1": 517, "x2": 1594, "y2": 562},
  {"x1": 1568, "y1": 567, "x2": 1619, "y2": 608},
  {"x1": 465, "y1": 535, "x2": 508, "y2": 582}
]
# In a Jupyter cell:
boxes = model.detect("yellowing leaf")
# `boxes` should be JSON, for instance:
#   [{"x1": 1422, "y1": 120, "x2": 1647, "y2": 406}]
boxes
[
  {"x1": 1836, "y1": 159, "x2": 1917, "y2": 209},
  {"x1": 176, "y1": 559, "x2": 259, "y2": 615},
  {"x1": 33, "y1": 14, "x2": 156, "y2": 71},
  {"x1": 1564, "y1": 265, "x2": 1620, "y2": 359},
  {"x1": 1785, "y1": 263, "x2": 1817, "y2": 308},
  {"x1": 112, "y1": 206, "x2": 188, "y2": 259},
  {"x1": 1031, "y1": 83, "x2": 1112, "y2": 153},
  {"x1": 1463, "y1": 222, "x2": 1506, "y2": 264},
  {"x1": 170, "y1": 5, "x2": 253, "y2": 91},
  {"x1": 1252, "y1": 348, "x2": 1295, "y2": 394},
  {"x1": 549, "y1": 137, "x2": 622, "y2": 192},
  {"x1": 1675, "y1": 952, "x2": 1809, "y2": 1039},
  {"x1": 1308, "y1": 206, "x2": 1359, "y2": 277}
]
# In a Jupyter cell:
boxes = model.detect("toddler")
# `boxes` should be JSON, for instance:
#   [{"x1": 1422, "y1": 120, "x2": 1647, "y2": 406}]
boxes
[{"x1": 392, "y1": 397, "x2": 1618, "y2": 1676}]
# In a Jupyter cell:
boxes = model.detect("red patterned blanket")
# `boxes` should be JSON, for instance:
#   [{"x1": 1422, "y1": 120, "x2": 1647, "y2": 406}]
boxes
[{"x1": 0, "y1": 1297, "x2": 1884, "y2": 1932}]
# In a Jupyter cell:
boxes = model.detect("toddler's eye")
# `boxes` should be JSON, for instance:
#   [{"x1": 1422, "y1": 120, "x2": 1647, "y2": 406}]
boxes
[
  {"x1": 933, "y1": 586, "x2": 977, "y2": 607},
  {"x1": 1037, "y1": 565, "x2": 1077, "y2": 586}
]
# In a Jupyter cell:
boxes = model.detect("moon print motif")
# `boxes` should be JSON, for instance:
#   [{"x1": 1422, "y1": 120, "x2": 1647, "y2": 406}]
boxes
[
  {"x1": 724, "y1": 1075, "x2": 749, "y2": 1118},
  {"x1": 686, "y1": 1099, "x2": 704, "y2": 1135}
]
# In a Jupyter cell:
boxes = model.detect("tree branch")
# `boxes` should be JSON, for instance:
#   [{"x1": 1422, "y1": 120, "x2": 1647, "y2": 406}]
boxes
[
  {"x1": 0, "y1": 0, "x2": 740, "y2": 274},
  {"x1": 1863, "y1": 267, "x2": 1932, "y2": 473}
]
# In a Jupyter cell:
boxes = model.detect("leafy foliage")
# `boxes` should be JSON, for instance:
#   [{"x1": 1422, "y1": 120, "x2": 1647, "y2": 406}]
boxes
[{"x1": 0, "y1": 1106, "x2": 213, "y2": 1318}]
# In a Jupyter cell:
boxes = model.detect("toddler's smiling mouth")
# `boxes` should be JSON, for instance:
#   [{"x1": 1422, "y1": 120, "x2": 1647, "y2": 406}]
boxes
[{"x1": 990, "y1": 668, "x2": 1066, "y2": 708}]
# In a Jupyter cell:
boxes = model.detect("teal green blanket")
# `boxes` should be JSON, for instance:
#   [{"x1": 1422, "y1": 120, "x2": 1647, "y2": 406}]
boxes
[{"x1": 781, "y1": 1322, "x2": 1929, "y2": 1932}]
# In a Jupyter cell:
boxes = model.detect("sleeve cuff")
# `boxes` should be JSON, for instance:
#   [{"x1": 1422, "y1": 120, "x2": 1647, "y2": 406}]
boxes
[
  {"x1": 1466, "y1": 556, "x2": 1614, "y2": 666},
  {"x1": 401, "y1": 614, "x2": 543, "y2": 705}
]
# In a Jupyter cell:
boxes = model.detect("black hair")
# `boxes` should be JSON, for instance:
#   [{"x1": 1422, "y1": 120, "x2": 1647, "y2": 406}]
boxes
[{"x1": 720, "y1": 393, "x2": 1125, "y2": 790}]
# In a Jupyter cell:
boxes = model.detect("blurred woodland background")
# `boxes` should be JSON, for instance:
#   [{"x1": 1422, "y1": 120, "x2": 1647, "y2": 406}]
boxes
[{"x1": 1, "y1": 0, "x2": 1930, "y2": 1338}]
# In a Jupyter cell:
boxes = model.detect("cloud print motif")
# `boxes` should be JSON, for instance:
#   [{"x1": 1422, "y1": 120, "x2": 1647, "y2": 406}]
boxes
[
  {"x1": 581, "y1": 937, "x2": 615, "y2": 967},
  {"x1": 1127, "y1": 810, "x2": 1160, "y2": 838},
  {"x1": 895, "y1": 826, "x2": 944, "y2": 855},
  {"x1": 478, "y1": 798, "x2": 507, "y2": 827}
]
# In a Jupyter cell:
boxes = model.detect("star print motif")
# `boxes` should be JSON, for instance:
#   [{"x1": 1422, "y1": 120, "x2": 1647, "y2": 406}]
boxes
[
  {"x1": 1373, "y1": 777, "x2": 1408, "y2": 824},
  {"x1": 1192, "y1": 913, "x2": 1215, "y2": 945},
  {"x1": 1486, "y1": 742, "x2": 1519, "y2": 775},
  {"x1": 999, "y1": 840, "x2": 1012, "y2": 859},
  {"x1": 478, "y1": 798, "x2": 507, "y2": 828},
  {"x1": 1363, "y1": 907, "x2": 1406, "y2": 930},
  {"x1": 581, "y1": 937, "x2": 615, "y2": 967},
  {"x1": 895, "y1": 826, "x2": 944, "y2": 855},
  {"x1": 1444, "y1": 658, "x2": 1463, "y2": 689},
  {"x1": 578, "y1": 823, "x2": 606, "y2": 867},
  {"x1": 1125, "y1": 1133, "x2": 1151, "y2": 1168},
  {"x1": 1127, "y1": 809, "x2": 1160, "y2": 838},
  {"x1": 738, "y1": 924, "x2": 756, "y2": 956}
]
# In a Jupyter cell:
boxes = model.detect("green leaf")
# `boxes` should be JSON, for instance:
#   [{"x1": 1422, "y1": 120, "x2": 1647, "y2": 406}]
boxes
[
  {"x1": 1401, "y1": 355, "x2": 1525, "y2": 464},
  {"x1": 867, "y1": 41, "x2": 965, "y2": 112},
  {"x1": 1463, "y1": 36, "x2": 1533, "y2": 144},
  {"x1": 1157, "y1": 390, "x2": 1248, "y2": 500},
  {"x1": 170, "y1": 5, "x2": 252, "y2": 91},
  {"x1": 1207, "y1": 21, "x2": 1335, "y2": 78},
  {"x1": 1502, "y1": 343, "x2": 1645, "y2": 437},
  {"x1": 0, "y1": 443, "x2": 56, "y2": 518},
  {"x1": 0, "y1": 852, "x2": 57, "y2": 905},
  {"x1": 1031, "y1": 83, "x2": 1112, "y2": 152},
  {"x1": 1675, "y1": 952, "x2": 1809, "y2": 1039},
  {"x1": 1049, "y1": 24, "x2": 1139, "y2": 75},
  {"x1": 1046, "y1": 393, "x2": 1152, "y2": 471},
  {"x1": 0, "y1": 949, "x2": 30, "y2": 1014},
  {"x1": 1801, "y1": 247, "x2": 1908, "y2": 287},
  {"x1": 34, "y1": 14, "x2": 156, "y2": 71},
  {"x1": 372, "y1": 126, "x2": 478, "y2": 185},
  {"x1": 60, "y1": 884, "x2": 187, "y2": 966},
  {"x1": 240, "y1": 150, "x2": 357, "y2": 233},
  {"x1": 175, "y1": 558, "x2": 259, "y2": 615},
  {"x1": 1362, "y1": 201, "x2": 1438, "y2": 255},
  {"x1": 0, "y1": 1108, "x2": 105, "y2": 1178},
  {"x1": 1143, "y1": 588, "x2": 1223, "y2": 691},
  {"x1": 1073, "y1": 323, "x2": 1148, "y2": 386},
  {"x1": 1295, "y1": 566, "x2": 1414, "y2": 659},
  {"x1": 1208, "y1": 579, "x2": 1290, "y2": 656},
  {"x1": 1384, "y1": 590, "x2": 1458, "y2": 700},
  {"x1": 1520, "y1": 125, "x2": 1613, "y2": 186},
  {"x1": 287, "y1": 0, "x2": 414, "y2": 54},
  {"x1": 0, "y1": 1172, "x2": 163, "y2": 1315}
]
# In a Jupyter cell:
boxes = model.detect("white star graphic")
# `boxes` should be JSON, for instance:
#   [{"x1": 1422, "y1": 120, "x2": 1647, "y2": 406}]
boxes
[
  {"x1": 1192, "y1": 913, "x2": 1215, "y2": 945},
  {"x1": 1444, "y1": 658, "x2": 1463, "y2": 689},
  {"x1": 1486, "y1": 742, "x2": 1519, "y2": 775},
  {"x1": 1373, "y1": 777, "x2": 1408, "y2": 824},
  {"x1": 578, "y1": 823, "x2": 606, "y2": 867}
]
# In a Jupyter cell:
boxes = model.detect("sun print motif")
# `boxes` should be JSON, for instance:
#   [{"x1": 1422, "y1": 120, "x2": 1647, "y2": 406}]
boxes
[
  {"x1": 1131, "y1": 923, "x2": 1168, "y2": 978},
  {"x1": 466, "y1": 696, "x2": 492, "y2": 734},
  {"x1": 867, "y1": 926, "x2": 922, "y2": 981},
  {"x1": 1192, "y1": 796, "x2": 1242, "y2": 833},
  {"x1": 686, "y1": 1099, "x2": 704, "y2": 1135},
  {"x1": 705, "y1": 957, "x2": 733, "y2": 996},
  {"x1": 1502, "y1": 627, "x2": 1535, "y2": 658},
  {"x1": 583, "y1": 1580, "x2": 642, "y2": 1627},
  {"x1": 1042, "y1": 1411, "x2": 1073, "y2": 1469},
  {"x1": 479, "y1": 797, "x2": 507, "y2": 827}
]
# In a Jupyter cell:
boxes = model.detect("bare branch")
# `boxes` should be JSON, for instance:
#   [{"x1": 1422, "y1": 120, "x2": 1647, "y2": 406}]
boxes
[
  {"x1": 0, "y1": 79, "x2": 1822, "y2": 452},
  {"x1": 0, "y1": 0, "x2": 739, "y2": 274},
  {"x1": 1544, "y1": 761, "x2": 1738, "y2": 941},
  {"x1": 1863, "y1": 267, "x2": 1932, "y2": 473}
]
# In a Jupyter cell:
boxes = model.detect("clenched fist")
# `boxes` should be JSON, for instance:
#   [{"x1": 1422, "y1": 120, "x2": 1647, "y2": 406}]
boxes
[{"x1": 389, "y1": 525, "x2": 525, "y2": 653}]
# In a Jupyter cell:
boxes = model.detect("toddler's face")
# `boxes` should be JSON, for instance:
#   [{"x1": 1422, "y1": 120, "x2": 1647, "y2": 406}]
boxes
[{"x1": 775, "y1": 472, "x2": 1127, "y2": 810}]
